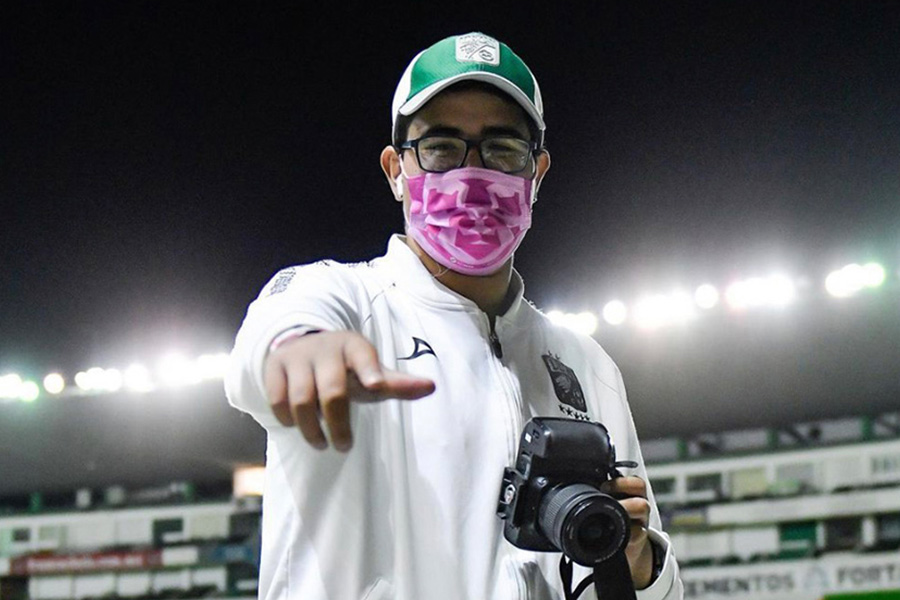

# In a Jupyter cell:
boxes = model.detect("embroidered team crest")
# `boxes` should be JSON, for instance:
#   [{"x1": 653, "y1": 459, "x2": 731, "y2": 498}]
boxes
[
  {"x1": 455, "y1": 33, "x2": 501, "y2": 66},
  {"x1": 542, "y1": 353, "x2": 588, "y2": 417}
]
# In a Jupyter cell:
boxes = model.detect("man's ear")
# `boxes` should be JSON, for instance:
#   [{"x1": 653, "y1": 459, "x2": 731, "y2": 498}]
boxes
[
  {"x1": 380, "y1": 145, "x2": 403, "y2": 202},
  {"x1": 533, "y1": 149, "x2": 551, "y2": 199}
]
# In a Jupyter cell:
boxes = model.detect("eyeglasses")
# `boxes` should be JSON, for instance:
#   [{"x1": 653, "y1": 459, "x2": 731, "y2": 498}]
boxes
[{"x1": 398, "y1": 135, "x2": 538, "y2": 174}]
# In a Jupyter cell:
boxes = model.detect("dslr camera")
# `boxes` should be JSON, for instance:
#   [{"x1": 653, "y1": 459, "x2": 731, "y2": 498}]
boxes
[{"x1": 497, "y1": 417, "x2": 636, "y2": 566}]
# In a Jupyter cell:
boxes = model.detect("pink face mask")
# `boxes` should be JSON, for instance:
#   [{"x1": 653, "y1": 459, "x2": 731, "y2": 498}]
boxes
[{"x1": 402, "y1": 167, "x2": 534, "y2": 276}]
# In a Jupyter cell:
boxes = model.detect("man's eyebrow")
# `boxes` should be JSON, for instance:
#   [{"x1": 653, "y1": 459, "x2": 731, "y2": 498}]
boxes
[
  {"x1": 418, "y1": 125, "x2": 463, "y2": 137},
  {"x1": 481, "y1": 125, "x2": 529, "y2": 138},
  {"x1": 417, "y1": 124, "x2": 530, "y2": 139}
]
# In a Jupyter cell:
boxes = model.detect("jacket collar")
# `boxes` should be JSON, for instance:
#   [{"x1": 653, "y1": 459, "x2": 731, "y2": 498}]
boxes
[{"x1": 378, "y1": 234, "x2": 526, "y2": 321}]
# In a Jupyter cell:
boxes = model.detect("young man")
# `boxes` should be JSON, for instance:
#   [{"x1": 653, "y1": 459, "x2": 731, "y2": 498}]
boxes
[{"x1": 226, "y1": 32, "x2": 683, "y2": 600}]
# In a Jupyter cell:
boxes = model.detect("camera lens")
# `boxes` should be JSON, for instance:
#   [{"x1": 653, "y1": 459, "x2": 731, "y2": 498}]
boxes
[
  {"x1": 577, "y1": 513, "x2": 619, "y2": 549},
  {"x1": 538, "y1": 483, "x2": 630, "y2": 566}
]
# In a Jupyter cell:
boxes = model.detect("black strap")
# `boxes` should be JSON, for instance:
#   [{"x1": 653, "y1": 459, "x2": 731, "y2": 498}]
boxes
[
  {"x1": 559, "y1": 553, "x2": 637, "y2": 600},
  {"x1": 559, "y1": 555, "x2": 585, "y2": 600},
  {"x1": 592, "y1": 551, "x2": 637, "y2": 600}
]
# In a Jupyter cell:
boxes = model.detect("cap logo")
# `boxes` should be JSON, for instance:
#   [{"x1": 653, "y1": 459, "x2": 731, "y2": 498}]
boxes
[{"x1": 455, "y1": 33, "x2": 500, "y2": 66}]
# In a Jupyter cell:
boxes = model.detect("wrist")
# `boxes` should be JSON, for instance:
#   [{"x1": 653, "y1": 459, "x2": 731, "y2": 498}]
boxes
[
  {"x1": 267, "y1": 325, "x2": 323, "y2": 355},
  {"x1": 632, "y1": 539, "x2": 655, "y2": 590},
  {"x1": 640, "y1": 538, "x2": 664, "y2": 589},
  {"x1": 630, "y1": 534, "x2": 664, "y2": 590}
]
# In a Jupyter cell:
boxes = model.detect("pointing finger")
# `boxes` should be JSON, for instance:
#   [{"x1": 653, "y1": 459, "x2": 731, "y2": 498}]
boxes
[{"x1": 375, "y1": 369, "x2": 435, "y2": 400}]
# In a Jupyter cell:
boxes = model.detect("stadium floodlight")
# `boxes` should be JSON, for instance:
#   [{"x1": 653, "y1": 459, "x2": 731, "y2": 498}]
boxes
[
  {"x1": 124, "y1": 363, "x2": 154, "y2": 393},
  {"x1": 73, "y1": 367, "x2": 107, "y2": 393},
  {"x1": 158, "y1": 352, "x2": 201, "y2": 387},
  {"x1": 725, "y1": 275, "x2": 795, "y2": 309},
  {"x1": 0, "y1": 373, "x2": 24, "y2": 400},
  {"x1": 694, "y1": 284, "x2": 719, "y2": 310},
  {"x1": 633, "y1": 295, "x2": 665, "y2": 330},
  {"x1": 766, "y1": 275, "x2": 795, "y2": 306},
  {"x1": 634, "y1": 295, "x2": 666, "y2": 330},
  {"x1": 100, "y1": 368, "x2": 123, "y2": 392},
  {"x1": 669, "y1": 291, "x2": 695, "y2": 321},
  {"x1": 74, "y1": 371, "x2": 91, "y2": 392},
  {"x1": 571, "y1": 311, "x2": 599, "y2": 336},
  {"x1": 826, "y1": 265, "x2": 857, "y2": 298},
  {"x1": 862, "y1": 262, "x2": 886, "y2": 288},
  {"x1": 87, "y1": 367, "x2": 105, "y2": 391},
  {"x1": 546, "y1": 310, "x2": 566, "y2": 330},
  {"x1": 43, "y1": 373, "x2": 66, "y2": 395},
  {"x1": 197, "y1": 352, "x2": 230, "y2": 381},
  {"x1": 826, "y1": 262, "x2": 886, "y2": 298},
  {"x1": 19, "y1": 381, "x2": 40, "y2": 402},
  {"x1": 633, "y1": 291, "x2": 694, "y2": 330},
  {"x1": 726, "y1": 278, "x2": 762, "y2": 309},
  {"x1": 602, "y1": 300, "x2": 628, "y2": 326},
  {"x1": 546, "y1": 310, "x2": 599, "y2": 335},
  {"x1": 826, "y1": 263, "x2": 864, "y2": 298}
]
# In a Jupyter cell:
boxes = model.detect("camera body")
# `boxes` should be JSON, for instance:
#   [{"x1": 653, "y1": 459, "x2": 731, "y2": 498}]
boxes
[{"x1": 497, "y1": 417, "x2": 633, "y2": 566}]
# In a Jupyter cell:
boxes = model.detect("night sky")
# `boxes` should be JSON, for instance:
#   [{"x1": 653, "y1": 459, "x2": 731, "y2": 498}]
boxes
[{"x1": 2, "y1": 1, "x2": 899, "y2": 487}]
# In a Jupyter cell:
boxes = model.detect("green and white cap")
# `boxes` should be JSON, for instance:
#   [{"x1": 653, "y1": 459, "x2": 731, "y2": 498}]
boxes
[{"x1": 392, "y1": 32, "x2": 545, "y2": 146}]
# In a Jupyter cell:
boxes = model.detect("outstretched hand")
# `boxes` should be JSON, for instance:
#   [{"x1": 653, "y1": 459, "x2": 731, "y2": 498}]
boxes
[{"x1": 263, "y1": 331, "x2": 435, "y2": 451}]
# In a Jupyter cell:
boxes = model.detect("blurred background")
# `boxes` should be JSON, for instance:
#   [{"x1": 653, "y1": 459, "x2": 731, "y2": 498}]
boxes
[{"x1": 1, "y1": 2, "x2": 898, "y2": 599}]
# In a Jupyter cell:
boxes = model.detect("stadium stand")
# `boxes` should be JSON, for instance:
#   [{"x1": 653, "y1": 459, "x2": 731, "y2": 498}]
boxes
[
  {"x1": 644, "y1": 411, "x2": 900, "y2": 599},
  {"x1": 2, "y1": 411, "x2": 899, "y2": 599},
  {"x1": 0, "y1": 483, "x2": 260, "y2": 600}
]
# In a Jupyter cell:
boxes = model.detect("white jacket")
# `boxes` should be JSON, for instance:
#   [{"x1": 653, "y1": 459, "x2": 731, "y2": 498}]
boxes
[{"x1": 226, "y1": 235, "x2": 683, "y2": 600}]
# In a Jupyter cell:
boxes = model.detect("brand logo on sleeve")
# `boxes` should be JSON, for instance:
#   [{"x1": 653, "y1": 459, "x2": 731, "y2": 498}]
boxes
[
  {"x1": 266, "y1": 268, "x2": 296, "y2": 296},
  {"x1": 542, "y1": 353, "x2": 589, "y2": 420}
]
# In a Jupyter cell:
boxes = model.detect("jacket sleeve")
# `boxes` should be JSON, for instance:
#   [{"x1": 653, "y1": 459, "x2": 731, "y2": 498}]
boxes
[{"x1": 224, "y1": 261, "x2": 366, "y2": 431}]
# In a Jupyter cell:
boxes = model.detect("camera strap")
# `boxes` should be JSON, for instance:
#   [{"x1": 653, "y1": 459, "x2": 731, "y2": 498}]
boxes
[{"x1": 559, "y1": 554, "x2": 637, "y2": 600}]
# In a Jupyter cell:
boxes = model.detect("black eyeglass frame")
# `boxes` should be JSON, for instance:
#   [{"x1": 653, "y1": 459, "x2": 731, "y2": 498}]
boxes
[{"x1": 397, "y1": 135, "x2": 540, "y2": 174}]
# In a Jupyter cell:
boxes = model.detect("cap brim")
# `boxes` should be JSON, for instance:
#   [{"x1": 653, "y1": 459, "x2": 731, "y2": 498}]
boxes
[{"x1": 397, "y1": 71, "x2": 546, "y2": 132}]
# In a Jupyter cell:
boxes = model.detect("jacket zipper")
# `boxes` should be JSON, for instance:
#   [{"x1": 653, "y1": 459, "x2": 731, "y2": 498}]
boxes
[
  {"x1": 489, "y1": 326, "x2": 503, "y2": 358},
  {"x1": 484, "y1": 315, "x2": 522, "y2": 462},
  {"x1": 485, "y1": 314, "x2": 528, "y2": 600}
]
